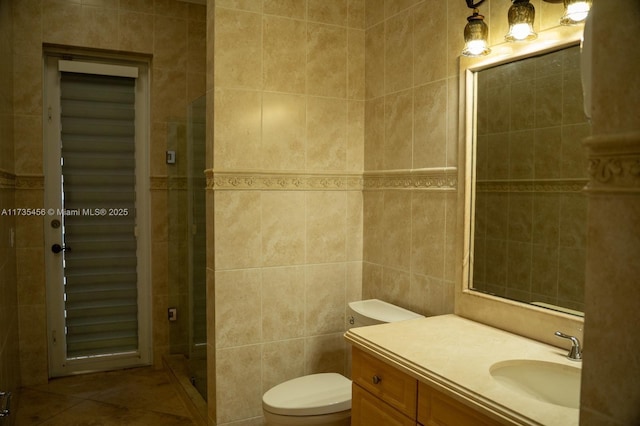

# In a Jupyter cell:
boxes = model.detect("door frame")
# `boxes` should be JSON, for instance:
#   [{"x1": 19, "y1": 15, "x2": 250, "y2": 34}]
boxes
[{"x1": 43, "y1": 51, "x2": 152, "y2": 377}]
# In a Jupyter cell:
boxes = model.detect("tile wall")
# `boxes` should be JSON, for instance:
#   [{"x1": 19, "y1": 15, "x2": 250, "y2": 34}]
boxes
[
  {"x1": 208, "y1": 0, "x2": 365, "y2": 423},
  {"x1": 207, "y1": 1, "x2": 569, "y2": 424},
  {"x1": 361, "y1": 0, "x2": 463, "y2": 317},
  {"x1": 0, "y1": 1, "x2": 20, "y2": 422},
  {"x1": 11, "y1": 0, "x2": 206, "y2": 386}
]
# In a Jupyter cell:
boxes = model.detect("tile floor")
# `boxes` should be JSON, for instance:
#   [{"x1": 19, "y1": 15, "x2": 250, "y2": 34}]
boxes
[{"x1": 13, "y1": 367, "x2": 199, "y2": 425}]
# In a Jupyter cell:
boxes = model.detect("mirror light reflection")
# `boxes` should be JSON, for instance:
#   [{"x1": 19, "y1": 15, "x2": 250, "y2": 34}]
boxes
[{"x1": 470, "y1": 44, "x2": 590, "y2": 316}]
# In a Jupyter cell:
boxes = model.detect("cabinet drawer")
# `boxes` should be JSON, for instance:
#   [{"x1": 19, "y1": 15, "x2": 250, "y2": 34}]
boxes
[
  {"x1": 417, "y1": 381, "x2": 503, "y2": 426},
  {"x1": 351, "y1": 347, "x2": 417, "y2": 418},
  {"x1": 352, "y1": 383, "x2": 416, "y2": 426}
]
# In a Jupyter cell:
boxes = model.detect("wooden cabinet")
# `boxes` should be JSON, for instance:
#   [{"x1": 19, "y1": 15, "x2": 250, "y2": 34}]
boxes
[
  {"x1": 351, "y1": 347, "x2": 417, "y2": 425},
  {"x1": 351, "y1": 347, "x2": 505, "y2": 426},
  {"x1": 417, "y1": 382, "x2": 503, "y2": 426},
  {"x1": 352, "y1": 383, "x2": 416, "y2": 426}
]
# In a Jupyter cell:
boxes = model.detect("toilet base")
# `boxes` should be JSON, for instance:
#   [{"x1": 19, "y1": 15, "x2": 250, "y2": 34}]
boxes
[{"x1": 263, "y1": 409, "x2": 350, "y2": 426}]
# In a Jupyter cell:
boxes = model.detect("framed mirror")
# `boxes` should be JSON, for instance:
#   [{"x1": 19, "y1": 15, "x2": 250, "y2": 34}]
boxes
[{"x1": 456, "y1": 25, "x2": 586, "y2": 344}]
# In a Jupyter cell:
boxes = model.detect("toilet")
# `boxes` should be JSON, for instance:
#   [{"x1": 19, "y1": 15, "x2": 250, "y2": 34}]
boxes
[{"x1": 262, "y1": 299, "x2": 424, "y2": 425}]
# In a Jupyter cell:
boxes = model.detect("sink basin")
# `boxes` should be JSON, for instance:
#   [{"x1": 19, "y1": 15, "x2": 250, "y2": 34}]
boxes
[{"x1": 490, "y1": 360, "x2": 581, "y2": 409}]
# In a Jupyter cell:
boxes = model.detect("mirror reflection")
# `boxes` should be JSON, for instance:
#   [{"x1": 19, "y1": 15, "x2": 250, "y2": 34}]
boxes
[{"x1": 470, "y1": 44, "x2": 590, "y2": 315}]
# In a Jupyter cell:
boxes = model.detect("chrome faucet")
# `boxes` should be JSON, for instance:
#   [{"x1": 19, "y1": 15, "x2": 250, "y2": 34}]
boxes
[{"x1": 555, "y1": 331, "x2": 583, "y2": 361}]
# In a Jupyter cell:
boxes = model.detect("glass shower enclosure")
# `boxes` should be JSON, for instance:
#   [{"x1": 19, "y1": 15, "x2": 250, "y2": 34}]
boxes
[{"x1": 168, "y1": 95, "x2": 207, "y2": 400}]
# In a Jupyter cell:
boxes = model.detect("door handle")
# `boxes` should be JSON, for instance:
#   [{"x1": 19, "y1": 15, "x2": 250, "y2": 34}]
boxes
[{"x1": 51, "y1": 244, "x2": 71, "y2": 254}]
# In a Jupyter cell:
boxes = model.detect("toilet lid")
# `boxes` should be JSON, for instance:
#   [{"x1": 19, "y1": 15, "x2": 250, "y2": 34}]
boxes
[{"x1": 262, "y1": 373, "x2": 351, "y2": 416}]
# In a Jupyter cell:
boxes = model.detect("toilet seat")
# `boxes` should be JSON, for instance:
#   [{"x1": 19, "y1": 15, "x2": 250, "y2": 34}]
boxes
[{"x1": 262, "y1": 373, "x2": 351, "y2": 416}]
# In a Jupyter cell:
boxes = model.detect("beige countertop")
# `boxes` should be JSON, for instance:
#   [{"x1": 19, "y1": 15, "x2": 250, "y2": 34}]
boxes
[{"x1": 344, "y1": 314, "x2": 580, "y2": 426}]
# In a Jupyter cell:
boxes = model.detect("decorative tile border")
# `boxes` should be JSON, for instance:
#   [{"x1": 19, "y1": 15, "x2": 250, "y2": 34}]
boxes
[
  {"x1": 205, "y1": 168, "x2": 458, "y2": 191},
  {"x1": 363, "y1": 168, "x2": 457, "y2": 191},
  {"x1": 150, "y1": 176, "x2": 168, "y2": 190},
  {"x1": 206, "y1": 170, "x2": 364, "y2": 191},
  {"x1": 476, "y1": 179, "x2": 588, "y2": 193},
  {"x1": 584, "y1": 133, "x2": 640, "y2": 193},
  {"x1": 0, "y1": 170, "x2": 16, "y2": 189},
  {"x1": 15, "y1": 175, "x2": 44, "y2": 190}
]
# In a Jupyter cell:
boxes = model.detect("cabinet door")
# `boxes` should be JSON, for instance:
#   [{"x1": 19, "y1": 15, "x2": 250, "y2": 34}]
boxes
[
  {"x1": 417, "y1": 382, "x2": 504, "y2": 426},
  {"x1": 351, "y1": 347, "x2": 418, "y2": 418},
  {"x1": 352, "y1": 383, "x2": 416, "y2": 426}
]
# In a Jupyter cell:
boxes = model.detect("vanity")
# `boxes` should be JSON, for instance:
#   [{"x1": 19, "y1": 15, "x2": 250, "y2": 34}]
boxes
[{"x1": 345, "y1": 315, "x2": 580, "y2": 426}]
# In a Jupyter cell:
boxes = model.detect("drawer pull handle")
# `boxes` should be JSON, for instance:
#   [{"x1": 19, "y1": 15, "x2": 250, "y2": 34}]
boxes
[{"x1": 372, "y1": 375, "x2": 382, "y2": 384}]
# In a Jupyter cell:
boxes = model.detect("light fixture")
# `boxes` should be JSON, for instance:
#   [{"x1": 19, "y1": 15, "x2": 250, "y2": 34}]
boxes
[
  {"x1": 560, "y1": 0, "x2": 592, "y2": 25},
  {"x1": 462, "y1": 0, "x2": 490, "y2": 57},
  {"x1": 505, "y1": 0, "x2": 537, "y2": 42}
]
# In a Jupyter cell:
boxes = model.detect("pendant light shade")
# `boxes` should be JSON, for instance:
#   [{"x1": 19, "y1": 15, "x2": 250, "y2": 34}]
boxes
[
  {"x1": 462, "y1": 10, "x2": 491, "y2": 57},
  {"x1": 505, "y1": 0, "x2": 537, "y2": 42},
  {"x1": 560, "y1": 0, "x2": 592, "y2": 25}
]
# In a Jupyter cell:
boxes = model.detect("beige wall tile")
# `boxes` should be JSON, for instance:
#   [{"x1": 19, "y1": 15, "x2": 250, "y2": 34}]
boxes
[
  {"x1": 347, "y1": 100, "x2": 365, "y2": 171},
  {"x1": 216, "y1": 0, "x2": 263, "y2": 13},
  {"x1": 81, "y1": 5, "x2": 119, "y2": 50},
  {"x1": 363, "y1": 190, "x2": 384, "y2": 264},
  {"x1": 381, "y1": 190, "x2": 411, "y2": 270},
  {"x1": 262, "y1": 266, "x2": 306, "y2": 341},
  {"x1": 261, "y1": 192, "x2": 306, "y2": 267},
  {"x1": 262, "y1": 339, "x2": 305, "y2": 392},
  {"x1": 384, "y1": 0, "x2": 419, "y2": 19},
  {"x1": 446, "y1": 77, "x2": 459, "y2": 167},
  {"x1": 347, "y1": 29, "x2": 365, "y2": 100},
  {"x1": 18, "y1": 304, "x2": 48, "y2": 386},
  {"x1": 16, "y1": 248, "x2": 46, "y2": 306},
  {"x1": 261, "y1": 92, "x2": 306, "y2": 170},
  {"x1": 42, "y1": 1, "x2": 84, "y2": 46},
  {"x1": 304, "y1": 333, "x2": 346, "y2": 375},
  {"x1": 446, "y1": 0, "x2": 467, "y2": 78},
  {"x1": 383, "y1": 89, "x2": 413, "y2": 170},
  {"x1": 346, "y1": 260, "x2": 363, "y2": 303},
  {"x1": 214, "y1": 191, "x2": 262, "y2": 269},
  {"x1": 118, "y1": 11, "x2": 154, "y2": 53},
  {"x1": 380, "y1": 266, "x2": 411, "y2": 307},
  {"x1": 364, "y1": 23, "x2": 384, "y2": 100},
  {"x1": 307, "y1": 97, "x2": 347, "y2": 171},
  {"x1": 308, "y1": 0, "x2": 348, "y2": 26},
  {"x1": 305, "y1": 191, "x2": 347, "y2": 263},
  {"x1": 413, "y1": 1, "x2": 447, "y2": 86},
  {"x1": 154, "y1": 15, "x2": 188, "y2": 71},
  {"x1": 152, "y1": 68, "x2": 187, "y2": 122},
  {"x1": 154, "y1": 0, "x2": 188, "y2": 17},
  {"x1": 307, "y1": 23, "x2": 347, "y2": 98},
  {"x1": 215, "y1": 269, "x2": 262, "y2": 348},
  {"x1": 215, "y1": 8, "x2": 262, "y2": 89},
  {"x1": 263, "y1": 16, "x2": 306, "y2": 94},
  {"x1": 120, "y1": 0, "x2": 154, "y2": 13},
  {"x1": 364, "y1": 97, "x2": 384, "y2": 170},
  {"x1": 264, "y1": 0, "x2": 306, "y2": 19},
  {"x1": 411, "y1": 192, "x2": 446, "y2": 279},
  {"x1": 214, "y1": 88, "x2": 262, "y2": 169},
  {"x1": 14, "y1": 115, "x2": 43, "y2": 175},
  {"x1": 216, "y1": 345, "x2": 262, "y2": 423},
  {"x1": 348, "y1": 0, "x2": 365, "y2": 29},
  {"x1": 384, "y1": 9, "x2": 412, "y2": 94},
  {"x1": 413, "y1": 80, "x2": 447, "y2": 168},
  {"x1": 305, "y1": 263, "x2": 346, "y2": 336},
  {"x1": 364, "y1": 0, "x2": 383, "y2": 28},
  {"x1": 346, "y1": 191, "x2": 363, "y2": 261},
  {"x1": 13, "y1": 55, "x2": 42, "y2": 116},
  {"x1": 13, "y1": 0, "x2": 42, "y2": 54}
]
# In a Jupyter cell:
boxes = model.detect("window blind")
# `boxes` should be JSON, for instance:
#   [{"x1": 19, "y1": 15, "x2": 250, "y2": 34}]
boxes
[{"x1": 60, "y1": 72, "x2": 139, "y2": 359}]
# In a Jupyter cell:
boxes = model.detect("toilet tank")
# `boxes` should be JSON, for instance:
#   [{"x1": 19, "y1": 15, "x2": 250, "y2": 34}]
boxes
[{"x1": 347, "y1": 299, "x2": 423, "y2": 328}]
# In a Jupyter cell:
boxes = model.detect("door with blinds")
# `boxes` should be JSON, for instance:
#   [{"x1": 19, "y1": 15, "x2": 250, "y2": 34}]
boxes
[{"x1": 44, "y1": 55, "x2": 151, "y2": 377}]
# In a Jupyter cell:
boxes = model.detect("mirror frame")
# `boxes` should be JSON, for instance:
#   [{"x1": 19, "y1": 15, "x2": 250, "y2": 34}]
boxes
[{"x1": 455, "y1": 25, "x2": 585, "y2": 347}]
